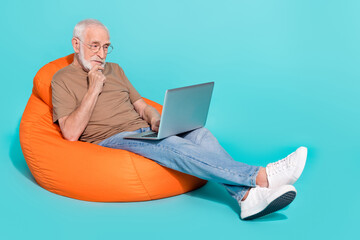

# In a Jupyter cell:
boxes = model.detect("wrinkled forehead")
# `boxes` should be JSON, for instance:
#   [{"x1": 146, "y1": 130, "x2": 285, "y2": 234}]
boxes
[{"x1": 83, "y1": 25, "x2": 110, "y2": 44}]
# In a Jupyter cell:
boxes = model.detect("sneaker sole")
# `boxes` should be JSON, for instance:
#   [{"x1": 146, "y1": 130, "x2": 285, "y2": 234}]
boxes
[{"x1": 242, "y1": 190, "x2": 296, "y2": 220}]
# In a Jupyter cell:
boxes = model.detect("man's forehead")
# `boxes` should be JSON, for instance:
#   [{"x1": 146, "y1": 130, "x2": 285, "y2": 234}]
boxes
[{"x1": 84, "y1": 25, "x2": 110, "y2": 43}]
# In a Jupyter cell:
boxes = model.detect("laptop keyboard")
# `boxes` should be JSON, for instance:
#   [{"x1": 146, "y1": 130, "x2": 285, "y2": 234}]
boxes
[{"x1": 143, "y1": 132, "x2": 158, "y2": 138}]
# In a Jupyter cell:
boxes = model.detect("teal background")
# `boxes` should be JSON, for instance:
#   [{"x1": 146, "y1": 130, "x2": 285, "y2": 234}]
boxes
[{"x1": 1, "y1": 0, "x2": 359, "y2": 239}]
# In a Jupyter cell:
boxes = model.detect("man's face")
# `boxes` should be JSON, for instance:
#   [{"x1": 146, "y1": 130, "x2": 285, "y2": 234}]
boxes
[{"x1": 78, "y1": 25, "x2": 110, "y2": 71}]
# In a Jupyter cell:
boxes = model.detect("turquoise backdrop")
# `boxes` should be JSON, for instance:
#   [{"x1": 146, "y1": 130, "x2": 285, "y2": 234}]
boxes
[{"x1": 1, "y1": 0, "x2": 359, "y2": 239}]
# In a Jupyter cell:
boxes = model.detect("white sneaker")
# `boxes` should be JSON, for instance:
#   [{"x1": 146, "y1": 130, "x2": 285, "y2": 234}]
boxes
[
  {"x1": 266, "y1": 147, "x2": 307, "y2": 188},
  {"x1": 240, "y1": 185, "x2": 296, "y2": 220}
]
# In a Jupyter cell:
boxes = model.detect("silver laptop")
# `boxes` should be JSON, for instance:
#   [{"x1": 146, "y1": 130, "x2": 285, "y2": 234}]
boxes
[{"x1": 125, "y1": 82, "x2": 214, "y2": 140}]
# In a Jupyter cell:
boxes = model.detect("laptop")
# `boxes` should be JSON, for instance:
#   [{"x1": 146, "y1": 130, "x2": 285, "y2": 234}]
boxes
[{"x1": 124, "y1": 82, "x2": 214, "y2": 140}]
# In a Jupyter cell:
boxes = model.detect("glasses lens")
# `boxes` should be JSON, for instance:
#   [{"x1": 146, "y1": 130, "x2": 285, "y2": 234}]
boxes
[
  {"x1": 107, "y1": 45, "x2": 113, "y2": 54},
  {"x1": 90, "y1": 44, "x2": 101, "y2": 53}
]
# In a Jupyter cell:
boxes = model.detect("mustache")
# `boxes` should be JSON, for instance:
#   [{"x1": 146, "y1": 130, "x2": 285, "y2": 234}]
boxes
[{"x1": 90, "y1": 57, "x2": 105, "y2": 64}]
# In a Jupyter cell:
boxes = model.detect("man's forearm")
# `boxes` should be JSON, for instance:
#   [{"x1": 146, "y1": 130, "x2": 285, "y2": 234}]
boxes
[
  {"x1": 133, "y1": 98, "x2": 161, "y2": 132},
  {"x1": 60, "y1": 91, "x2": 99, "y2": 141},
  {"x1": 142, "y1": 105, "x2": 160, "y2": 124},
  {"x1": 142, "y1": 104, "x2": 161, "y2": 132},
  {"x1": 60, "y1": 65, "x2": 106, "y2": 141}
]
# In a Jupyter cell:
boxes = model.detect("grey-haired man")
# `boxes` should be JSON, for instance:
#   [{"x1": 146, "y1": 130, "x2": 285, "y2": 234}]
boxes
[{"x1": 52, "y1": 19, "x2": 308, "y2": 220}]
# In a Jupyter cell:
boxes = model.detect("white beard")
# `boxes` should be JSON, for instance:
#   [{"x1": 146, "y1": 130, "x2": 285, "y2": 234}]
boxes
[
  {"x1": 78, "y1": 45, "x2": 105, "y2": 71},
  {"x1": 78, "y1": 46, "x2": 93, "y2": 71}
]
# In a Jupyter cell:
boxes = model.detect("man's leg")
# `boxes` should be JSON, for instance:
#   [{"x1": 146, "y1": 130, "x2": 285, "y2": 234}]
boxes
[
  {"x1": 98, "y1": 127, "x2": 260, "y2": 201},
  {"x1": 178, "y1": 127, "x2": 257, "y2": 201},
  {"x1": 99, "y1": 127, "x2": 306, "y2": 220},
  {"x1": 181, "y1": 128, "x2": 299, "y2": 220}
]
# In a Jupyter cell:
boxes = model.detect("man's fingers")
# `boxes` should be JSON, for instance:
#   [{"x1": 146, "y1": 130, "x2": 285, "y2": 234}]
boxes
[
  {"x1": 90, "y1": 65, "x2": 100, "y2": 72},
  {"x1": 151, "y1": 119, "x2": 160, "y2": 132},
  {"x1": 152, "y1": 126, "x2": 159, "y2": 132},
  {"x1": 90, "y1": 65, "x2": 104, "y2": 73},
  {"x1": 88, "y1": 65, "x2": 105, "y2": 80}
]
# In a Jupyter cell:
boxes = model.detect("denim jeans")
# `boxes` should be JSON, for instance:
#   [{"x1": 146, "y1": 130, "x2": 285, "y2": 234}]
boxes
[{"x1": 98, "y1": 127, "x2": 260, "y2": 201}]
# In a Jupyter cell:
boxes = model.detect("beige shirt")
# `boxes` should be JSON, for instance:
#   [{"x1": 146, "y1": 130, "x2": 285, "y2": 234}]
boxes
[{"x1": 51, "y1": 62, "x2": 149, "y2": 144}]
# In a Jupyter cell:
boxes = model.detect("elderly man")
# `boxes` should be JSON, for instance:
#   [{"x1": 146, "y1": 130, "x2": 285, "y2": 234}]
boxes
[{"x1": 52, "y1": 19, "x2": 307, "y2": 220}]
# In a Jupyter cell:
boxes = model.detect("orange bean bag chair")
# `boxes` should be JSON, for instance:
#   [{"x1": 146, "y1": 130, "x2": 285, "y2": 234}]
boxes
[{"x1": 19, "y1": 54, "x2": 206, "y2": 202}]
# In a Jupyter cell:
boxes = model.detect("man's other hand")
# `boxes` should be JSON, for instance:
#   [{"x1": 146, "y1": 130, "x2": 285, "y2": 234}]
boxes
[
  {"x1": 133, "y1": 98, "x2": 161, "y2": 131},
  {"x1": 151, "y1": 117, "x2": 160, "y2": 132},
  {"x1": 88, "y1": 65, "x2": 105, "y2": 95}
]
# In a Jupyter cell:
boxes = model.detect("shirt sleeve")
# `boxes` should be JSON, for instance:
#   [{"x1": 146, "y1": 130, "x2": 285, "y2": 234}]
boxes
[
  {"x1": 117, "y1": 64, "x2": 142, "y2": 104},
  {"x1": 51, "y1": 75, "x2": 77, "y2": 123}
]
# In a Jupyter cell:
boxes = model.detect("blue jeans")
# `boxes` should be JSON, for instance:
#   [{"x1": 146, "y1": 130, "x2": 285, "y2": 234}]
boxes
[{"x1": 98, "y1": 127, "x2": 260, "y2": 201}]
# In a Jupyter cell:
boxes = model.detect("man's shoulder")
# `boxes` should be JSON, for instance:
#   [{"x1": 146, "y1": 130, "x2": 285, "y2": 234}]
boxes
[
  {"x1": 106, "y1": 62, "x2": 124, "y2": 72},
  {"x1": 52, "y1": 64, "x2": 77, "y2": 84}
]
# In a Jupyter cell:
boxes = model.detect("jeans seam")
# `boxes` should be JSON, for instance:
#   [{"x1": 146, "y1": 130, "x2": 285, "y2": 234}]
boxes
[
  {"x1": 171, "y1": 147, "x2": 251, "y2": 179},
  {"x1": 114, "y1": 141, "x2": 252, "y2": 180},
  {"x1": 249, "y1": 166, "x2": 260, "y2": 187},
  {"x1": 224, "y1": 184, "x2": 248, "y2": 202},
  {"x1": 234, "y1": 190, "x2": 247, "y2": 202}
]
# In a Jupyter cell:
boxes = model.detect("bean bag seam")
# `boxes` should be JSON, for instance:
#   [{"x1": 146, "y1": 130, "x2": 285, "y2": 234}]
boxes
[
  {"x1": 129, "y1": 153, "x2": 152, "y2": 200},
  {"x1": 33, "y1": 80, "x2": 52, "y2": 107},
  {"x1": 33, "y1": 60, "x2": 63, "y2": 107}
]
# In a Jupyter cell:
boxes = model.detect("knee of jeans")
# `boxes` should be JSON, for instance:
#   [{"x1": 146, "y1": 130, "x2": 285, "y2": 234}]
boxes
[
  {"x1": 198, "y1": 127, "x2": 212, "y2": 138},
  {"x1": 191, "y1": 127, "x2": 211, "y2": 144},
  {"x1": 194, "y1": 127, "x2": 209, "y2": 135}
]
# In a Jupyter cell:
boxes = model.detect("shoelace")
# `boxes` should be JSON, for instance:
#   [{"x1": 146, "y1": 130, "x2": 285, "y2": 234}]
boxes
[{"x1": 267, "y1": 152, "x2": 296, "y2": 176}]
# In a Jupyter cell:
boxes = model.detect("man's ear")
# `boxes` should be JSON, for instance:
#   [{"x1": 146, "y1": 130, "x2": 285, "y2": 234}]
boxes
[{"x1": 72, "y1": 37, "x2": 80, "y2": 54}]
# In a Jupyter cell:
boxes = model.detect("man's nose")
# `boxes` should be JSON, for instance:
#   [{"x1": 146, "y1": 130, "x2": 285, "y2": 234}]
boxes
[{"x1": 97, "y1": 47, "x2": 106, "y2": 59}]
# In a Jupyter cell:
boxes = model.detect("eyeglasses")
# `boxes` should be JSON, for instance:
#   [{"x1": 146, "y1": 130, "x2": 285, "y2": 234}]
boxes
[{"x1": 78, "y1": 38, "x2": 113, "y2": 54}]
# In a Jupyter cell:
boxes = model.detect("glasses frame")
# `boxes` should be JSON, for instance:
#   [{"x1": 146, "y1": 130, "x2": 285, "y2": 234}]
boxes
[{"x1": 77, "y1": 38, "x2": 113, "y2": 54}]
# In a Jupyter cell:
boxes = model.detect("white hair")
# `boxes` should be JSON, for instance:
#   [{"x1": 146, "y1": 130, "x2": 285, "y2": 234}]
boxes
[{"x1": 73, "y1": 19, "x2": 109, "y2": 40}]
